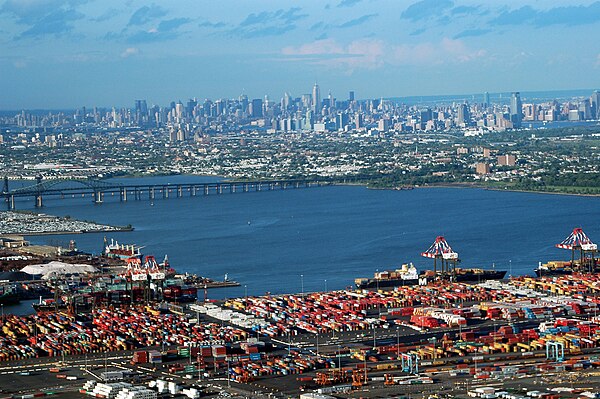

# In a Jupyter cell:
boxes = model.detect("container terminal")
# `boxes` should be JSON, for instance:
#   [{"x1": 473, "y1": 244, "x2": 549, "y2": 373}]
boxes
[{"x1": 1, "y1": 231, "x2": 600, "y2": 398}]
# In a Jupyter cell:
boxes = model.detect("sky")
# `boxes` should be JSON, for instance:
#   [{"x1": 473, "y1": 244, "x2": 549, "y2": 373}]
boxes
[{"x1": 1, "y1": 0, "x2": 600, "y2": 109}]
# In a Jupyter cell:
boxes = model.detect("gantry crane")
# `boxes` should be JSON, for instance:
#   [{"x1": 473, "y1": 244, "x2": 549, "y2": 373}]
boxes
[
  {"x1": 421, "y1": 236, "x2": 460, "y2": 276},
  {"x1": 556, "y1": 228, "x2": 597, "y2": 273}
]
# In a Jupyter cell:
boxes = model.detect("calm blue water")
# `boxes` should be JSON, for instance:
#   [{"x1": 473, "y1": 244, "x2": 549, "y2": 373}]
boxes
[{"x1": 7, "y1": 176, "x2": 600, "y2": 300}]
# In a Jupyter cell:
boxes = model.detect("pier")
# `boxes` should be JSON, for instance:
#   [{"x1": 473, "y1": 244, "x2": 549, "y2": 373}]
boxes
[{"x1": 1, "y1": 176, "x2": 336, "y2": 209}]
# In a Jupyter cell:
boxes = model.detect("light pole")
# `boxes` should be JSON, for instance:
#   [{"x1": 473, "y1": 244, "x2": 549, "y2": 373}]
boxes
[
  {"x1": 301, "y1": 274, "x2": 304, "y2": 297},
  {"x1": 337, "y1": 344, "x2": 341, "y2": 370},
  {"x1": 324, "y1": 279, "x2": 327, "y2": 292},
  {"x1": 509, "y1": 260, "x2": 512, "y2": 277},
  {"x1": 396, "y1": 327, "x2": 400, "y2": 360},
  {"x1": 372, "y1": 324, "x2": 376, "y2": 349},
  {"x1": 244, "y1": 285, "x2": 248, "y2": 311}
]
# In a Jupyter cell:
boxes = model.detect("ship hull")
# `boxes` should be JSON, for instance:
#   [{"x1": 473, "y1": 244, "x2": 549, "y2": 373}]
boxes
[
  {"x1": 356, "y1": 278, "x2": 418, "y2": 289},
  {"x1": 534, "y1": 268, "x2": 574, "y2": 277},
  {"x1": 454, "y1": 270, "x2": 507, "y2": 282}
]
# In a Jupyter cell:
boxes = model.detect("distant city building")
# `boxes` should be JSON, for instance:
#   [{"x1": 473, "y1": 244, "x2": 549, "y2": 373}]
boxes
[
  {"x1": 457, "y1": 103, "x2": 469, "y2": 126},
  {"x1": 476, "y1": 162, "x2": 491, "y2": 175},
  {"x1": 250, "y1": 99, "x2": 263, "y2": 118},
  {"x1": 510, "y1": 92, "x2": 522, "y2": 128},
  {"x1": 497, "y1": 154, "x2": 516, "y2": 166},
  {"x1": 378, "y1": 118, "x2": 391, "y2": 132},
  {"x1": 336, "y1": 113, "x2": 349, "y2": 130},
  {"x1": 483, "y1": 92, "x2": 490, "y2": 108},
  {"x1": 312, "y1": 83, "x2": 320, "y2": 114},
  {"x1": 349, "y1": 91, "x2": 355, "y2": 102},
  {"x1": 592, "y1": 90, "x2": 600, "y2": 119}
]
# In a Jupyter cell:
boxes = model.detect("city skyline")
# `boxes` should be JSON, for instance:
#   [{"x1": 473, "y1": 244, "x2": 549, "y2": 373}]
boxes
[{"x1": 1, "y1": 0, "x2": 600, "y2": 109}]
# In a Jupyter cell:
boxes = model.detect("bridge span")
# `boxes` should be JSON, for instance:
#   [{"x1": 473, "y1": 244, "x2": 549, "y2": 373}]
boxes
[{"x1": 1, "y1": 176, "x2": 335, "y2": 209}]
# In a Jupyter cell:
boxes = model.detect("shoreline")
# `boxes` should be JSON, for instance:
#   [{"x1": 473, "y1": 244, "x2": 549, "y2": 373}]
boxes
[
  {"x1": 356, "y1": 181, "x2": 600, "y2": 198},
  {"x1": 18, "y1": 226, "x2": 134, "y2": 236}
]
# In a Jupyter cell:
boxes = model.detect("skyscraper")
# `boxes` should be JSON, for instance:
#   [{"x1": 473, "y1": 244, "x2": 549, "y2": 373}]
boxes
[
  {"x1": 349, "y1": 91, "x2": 355, "y2": 102},
  {"x1": 591, "y1": 90, "x2": 600, "y2": 119},
  {"x1": 282, "y1": 92, "x2": 291, "y2": 110},
  {"x1": 250, "y1": 98, "x2": 263, "y2": 118},
  {"x1": 510, "y1": 92, "x2": 522, "y2": 128},
  {"x1": 312, "y1": 83, "x2": 320, "y2": 113},
  {"x1": 457, "y1": 103, "x2": 469, "y2": 126},
  {"x1": 483, "y1": 92, "x2": 490, "y2": 108}
]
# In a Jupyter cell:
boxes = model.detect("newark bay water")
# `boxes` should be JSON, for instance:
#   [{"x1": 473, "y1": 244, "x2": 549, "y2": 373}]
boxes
[{"x1": 10, "y1": 175, "x2": 600, "y2": 300}]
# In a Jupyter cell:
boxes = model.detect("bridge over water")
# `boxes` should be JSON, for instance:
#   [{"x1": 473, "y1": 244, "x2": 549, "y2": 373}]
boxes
[{"x1": 1, "y1": 176, "x2": 343, "y2": 209}]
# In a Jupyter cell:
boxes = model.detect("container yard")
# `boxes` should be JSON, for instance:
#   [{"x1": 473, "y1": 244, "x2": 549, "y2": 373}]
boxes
[{"x1": 3, "y1": 270, "x2": 600, "y2": 397}]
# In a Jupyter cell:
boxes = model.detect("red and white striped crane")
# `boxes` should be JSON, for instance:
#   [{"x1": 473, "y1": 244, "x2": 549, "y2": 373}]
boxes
[
  {"x1": 421, "y1": 236, "x2": 459, "y2": 275},
  {"x1": 556, "y1": 228, "x2": 597, "y2": 272}
]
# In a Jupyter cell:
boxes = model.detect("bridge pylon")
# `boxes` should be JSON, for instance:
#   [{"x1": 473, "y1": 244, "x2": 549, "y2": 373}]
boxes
[{"x1": 35, "y1": 175, "x2": 43, "y2": 207}]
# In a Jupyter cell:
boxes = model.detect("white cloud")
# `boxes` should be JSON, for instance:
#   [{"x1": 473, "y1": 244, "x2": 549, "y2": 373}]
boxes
[
  {"x1": 121, "y1": 47, "x2": 139, "y2": 58},
  {"x1": 281, "y1": 38, "x2": 385, "y2": 69},
  {"x1": 281, "y1": 38, "x2": 485, "y2": 70}
]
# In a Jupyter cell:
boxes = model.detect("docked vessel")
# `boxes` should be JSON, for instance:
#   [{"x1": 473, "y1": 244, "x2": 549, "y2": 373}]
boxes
[
  {"x1": 103, "y1": 238, "x2": 143, "y2": 260},
  {"x1": 32, "y1": 297, "x2": 69, "y2": 313},
  {"x1": 533, "y1": 260, "x2": 598, "y2": 277},
  {"x1": 452, "y1": 268, "x2": 507, "y2": 282},
  {"x1": 355, "y1": 265, "x2": 506, "y2": 289},
  {"x1": 355, "y1": 263, "x2": 419, "y2": 289}
]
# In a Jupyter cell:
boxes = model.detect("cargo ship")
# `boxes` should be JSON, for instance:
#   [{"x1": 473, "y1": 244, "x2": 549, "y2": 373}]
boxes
[
  {"x1": 103, "y1": 238, "x2": 143, "y2": 260},
  {"x1": 355, "y1": 264, "x2": 506, "y2": 289},
  {"x1": 32, "y1": 297, "x2": 69, "y2": 313},
  {"x1": 355, "y1": 263, "x2": 420, "y2": 288},
  {"x1": 533, "y1": 260, "x2": 599, "y2": 277}
]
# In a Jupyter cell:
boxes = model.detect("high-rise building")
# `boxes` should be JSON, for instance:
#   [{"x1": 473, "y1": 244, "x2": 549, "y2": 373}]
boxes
[
  {"x1": 476, "y1": 163, "x2": 491, "y2": 175},
  {"x1": 250, "y1": 99, "x2": 263, "y2": 118},
  {"x1": 483, "y1": 92, "x2": 490, "y2": 108},
  {"x1": 282, "y1": 92, "x2": 291, "y2": 110},
  {"x1": 497, "y1": 154, "x2": 516, "y2": 166},
  {"x1": 420, "y1": 108, "x2": 432, "y2": 123},
  {"x1": 592, "y1": 90, "x2": 600, "y2": 119},
  {"x1": 349, "y1": 91, "x2": 355, "y2": 102},
  {"x1": 239, "y1": 94, "x2": 249, "y2": 113},
  {"x1": 312, "y1": 83, "x2": 320, "y2": 113},
  {"x1": 510, "y1": 92, "x2": 522, "y2": 128},
  {"x1": 336, "y1": 113, "x2": 349, "y2": 130},
  {"x1": 579, "y1": 99, "x2": 591, "y2": 120},
  {"x1": 457, "y1": 103, "x2": 469, "y2": 126}
]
